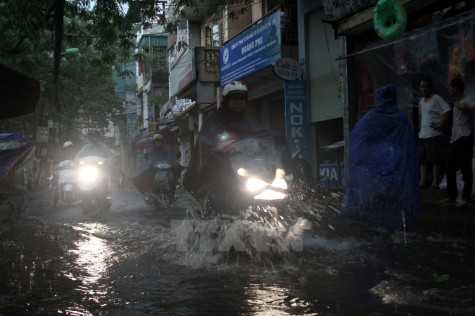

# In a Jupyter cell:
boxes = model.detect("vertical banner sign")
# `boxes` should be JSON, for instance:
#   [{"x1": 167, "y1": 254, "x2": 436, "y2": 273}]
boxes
[{"x1": 285, "y1": 80, "x2": 308, "y2": 160}]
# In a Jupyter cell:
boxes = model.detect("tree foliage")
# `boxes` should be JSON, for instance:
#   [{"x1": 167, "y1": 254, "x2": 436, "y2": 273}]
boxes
[
  {"x1": 0, "y1": 0, "x2": 141, "y2": 136},
  {"x1": 0, "y1": 0, "x2": 249, "y2": 136}
]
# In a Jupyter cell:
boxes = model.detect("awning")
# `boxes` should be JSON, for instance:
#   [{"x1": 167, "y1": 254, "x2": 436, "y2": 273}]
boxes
[
  {"x1": 0, "y1": 64, "x2": 40, "y2": 119},
  {"x1": 157, "y1": 101, "x2": 196, "y2": 126},
  {"x1": 337, "y1": 3, "x2": 475, "y2": 60},
  {"x1": 320, "y1": 140, "x2": 344, "y2": 150},
  {"x1": 160, "y1": 99, "x2": 175, "y2": 117}
]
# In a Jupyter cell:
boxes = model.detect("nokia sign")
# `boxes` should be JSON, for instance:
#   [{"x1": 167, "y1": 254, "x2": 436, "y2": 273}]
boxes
[{"x1": 284, "y1": 80, "x2": 308, "y2": 160}]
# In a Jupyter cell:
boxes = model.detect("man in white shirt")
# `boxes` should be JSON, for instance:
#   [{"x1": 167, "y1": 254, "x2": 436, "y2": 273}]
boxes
[
  {"x1": 444, "y1": 78, "x2": 475, "y2": 207},
  {"x1": 418, "y1": 78, "x2": 452, "y2": 189}
]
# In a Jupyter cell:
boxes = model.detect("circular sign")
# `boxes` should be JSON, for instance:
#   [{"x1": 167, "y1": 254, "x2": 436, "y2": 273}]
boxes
[
  {"x1": 272, "y1": 57, "x2": 302, "y2": 81},
  {"x1": 223, "y1": 48, "x2": 229, "y2": 65}
]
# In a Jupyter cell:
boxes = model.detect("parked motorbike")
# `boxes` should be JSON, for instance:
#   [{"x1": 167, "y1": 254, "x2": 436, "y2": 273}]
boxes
[
  {"x1": 50, "y1": 159, "x2": 76, "y2": 206},
  {"x1": 148, "y1": 162, "x2": 175, "y2": 207},
  {"x1": 186, "y1": 136, "x2": 290, "y2": 220},
  {"x1": 76, "y1": 155, "x2": 111, "y2": 213}
]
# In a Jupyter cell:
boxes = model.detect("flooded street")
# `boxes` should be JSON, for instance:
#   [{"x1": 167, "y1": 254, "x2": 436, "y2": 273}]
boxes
[{"x1": 1, "y1": 182, "x2": 474, "y2": 315}]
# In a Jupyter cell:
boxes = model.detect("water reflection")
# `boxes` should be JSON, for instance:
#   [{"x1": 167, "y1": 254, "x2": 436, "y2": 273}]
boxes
[
  {"x1": 67, "y1": 223, "x2": 114, "y2": 307},
  {"x1": 244, "y1": 281, "x2": 315, "y2": 316}
]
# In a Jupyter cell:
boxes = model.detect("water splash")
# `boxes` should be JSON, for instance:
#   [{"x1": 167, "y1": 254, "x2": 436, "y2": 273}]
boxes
[{"x1": 169, "y1": 204, "x2": 316, "y2": 269}]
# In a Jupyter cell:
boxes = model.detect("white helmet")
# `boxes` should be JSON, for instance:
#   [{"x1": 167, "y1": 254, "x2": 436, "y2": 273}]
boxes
[
  {"x1": 223, "y1": 81, "x2": 248, "y2": 97},
  {"x1": 152, "y1": 134, "x2": 164, "y2": 142},
  {"x1": 63, "y1": 141, "x2": 74, "y2": 149}
]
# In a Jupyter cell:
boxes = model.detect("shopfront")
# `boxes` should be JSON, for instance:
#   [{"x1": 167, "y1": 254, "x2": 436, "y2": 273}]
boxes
[{"x1": 320, "y1": 0, "x2": 475, "y2": 185}]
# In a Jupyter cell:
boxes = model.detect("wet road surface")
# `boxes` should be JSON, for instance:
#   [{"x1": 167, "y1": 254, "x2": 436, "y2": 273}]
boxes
[{"x1": 1, "y1": 181, "x2": 474, "y2": 315}]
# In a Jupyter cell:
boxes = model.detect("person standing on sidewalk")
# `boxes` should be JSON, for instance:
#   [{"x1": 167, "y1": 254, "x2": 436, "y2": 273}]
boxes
[
  {"x1": 444, "y1": 78, "x2": 475, "y2": 208},
  {"x1": 341, "y1": 84, "x2": 419, "y2": 234},
  {"x1": 418, "y1": 78, "x2": 452, "y2": 189}
]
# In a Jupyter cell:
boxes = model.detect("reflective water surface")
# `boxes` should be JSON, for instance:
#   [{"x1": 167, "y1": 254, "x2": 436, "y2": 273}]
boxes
[{"x1": 0, "y1": 184, "x2": 474, "y2": 315}]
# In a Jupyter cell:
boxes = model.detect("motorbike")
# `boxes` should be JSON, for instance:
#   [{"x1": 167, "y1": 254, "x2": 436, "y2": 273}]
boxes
[
  {"x1": 186, "y1": 136, "x2": 290, "y2": 220},
  {"x1": 76, "y1": 155, "x2": 111, "y2": 213},
  {"x1": 147, "y1": 162, "x2": 175, "y2": 207},
  {"x1": 50, "y1": 159, "x2": 76, "y2": 206},
  {"x1": 181, "y1": 136, "x2": 316, "y2": 256}
]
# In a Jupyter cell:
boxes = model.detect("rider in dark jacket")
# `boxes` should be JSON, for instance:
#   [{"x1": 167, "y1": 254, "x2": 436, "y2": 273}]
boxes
[
  {"x1": 145, "y1": 134, "x2": 175, "y2": 167},
  {"x1": 183, "y1": 81, "x2": 290, "y2": 213},
  {"x1": 134, "y1": 133, "x2": 177, "y2": 202}
]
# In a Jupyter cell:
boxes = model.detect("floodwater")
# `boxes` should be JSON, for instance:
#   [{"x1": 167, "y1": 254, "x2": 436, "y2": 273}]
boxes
[{"x1": 0, "y1": 182, "x2": 474, "y2": 315}]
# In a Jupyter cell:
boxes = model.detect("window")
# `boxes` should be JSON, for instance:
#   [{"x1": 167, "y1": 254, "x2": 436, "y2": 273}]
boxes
[
  {"x1": 213, "y1": 24, "x2": 221, "y2": 47},
  {"x1": 205, "y1": 26, "x2": 212, "y2": 46}
]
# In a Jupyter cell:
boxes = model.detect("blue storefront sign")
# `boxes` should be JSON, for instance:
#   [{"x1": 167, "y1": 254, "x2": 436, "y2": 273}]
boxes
[
  {"x1": 319, "y1": 164, "x2": 344, "y2": 189},
  {"x1": 284, "y1": 80, "x2": 308, "y2": 160},
  {"x1": 220, "y1": 10, "x2": 281, "y2": 86}
]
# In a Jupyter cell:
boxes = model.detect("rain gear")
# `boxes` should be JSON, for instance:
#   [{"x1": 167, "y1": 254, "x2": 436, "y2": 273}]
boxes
[
  {"x1": 341, "y1": 84, "x2": 419, "y2": 231},
  {"x1": 183, "y1": 102, "x2": 290, "y2": 210},
  {"x1": 0, "y1": 132, "x2": 35, "y2": 181},
  {"x1": 75, "y1": 142, "x2": 114, "y2": 161}
]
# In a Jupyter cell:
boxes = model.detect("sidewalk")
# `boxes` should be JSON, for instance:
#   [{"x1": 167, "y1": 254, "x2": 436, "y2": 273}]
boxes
[{"x1": 413, "y1": 187, "x2": 475, "y2": 237}]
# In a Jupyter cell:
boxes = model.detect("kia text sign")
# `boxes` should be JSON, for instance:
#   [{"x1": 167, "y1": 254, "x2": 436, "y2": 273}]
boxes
[
  {"x1": 285, "y1": 80, "x2": 308, "y2": 159},
  {"x1": 220, "y1": 10, "x2": 281, "y2": 86}
]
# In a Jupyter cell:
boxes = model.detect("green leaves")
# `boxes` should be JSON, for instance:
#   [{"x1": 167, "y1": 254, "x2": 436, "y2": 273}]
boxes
[{"x1": 0, "y1": 0, "x2": 134, "y2": 135}]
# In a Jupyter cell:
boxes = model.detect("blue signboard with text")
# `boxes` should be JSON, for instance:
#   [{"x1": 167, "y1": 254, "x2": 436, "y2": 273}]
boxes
[
  {"x1": 220, "y1": 10, "x2": 281, "y2": 86},
  {"x1": 285, "y1": 80, "x2": 308, "y2": 160}
]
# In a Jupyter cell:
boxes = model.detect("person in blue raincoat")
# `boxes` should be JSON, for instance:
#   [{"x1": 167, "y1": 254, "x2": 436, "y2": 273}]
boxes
[{"x1": 341, "y1": 83, "x2": 419, "y2": 233}]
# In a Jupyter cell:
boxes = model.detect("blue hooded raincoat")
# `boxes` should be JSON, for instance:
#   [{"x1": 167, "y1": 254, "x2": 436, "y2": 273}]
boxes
[{"x1": 341, "y1": 84, "x2": 420, "y2": 231}]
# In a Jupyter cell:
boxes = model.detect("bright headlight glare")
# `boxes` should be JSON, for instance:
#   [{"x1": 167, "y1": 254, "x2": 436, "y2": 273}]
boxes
[
  {"x1": 246, "y1": 177, "x2": 269, "y2": 192},
  {"x1": 237, "y1": 168, "x2": 248, "y2": 177},
  {"x1": 254, "y1": 190, "x2": 287, "y2": 200},
  {"x1": 271, "y1": 178, "x2": 288, "y2": 190},
  {"x1": 79, "y1": 166, "x2": 99, "y2": 182}
]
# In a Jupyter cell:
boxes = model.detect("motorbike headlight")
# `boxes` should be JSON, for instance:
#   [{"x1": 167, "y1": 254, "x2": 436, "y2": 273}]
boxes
[
  {"x1": 237, "y1": 168, "x2": 248, "y2": 177},
  {"x1": 271, "y1": 178, "x2": 288, "y2": 190},
  {"x1": 246, "y1": 177, "x2": 269, "y2": 193},
  {"x1": 254, "y1": 189, "x2": 287, "y2": 200},
  {"x1": 79, "y1": 166, "x2": 99, "y2": 182}
]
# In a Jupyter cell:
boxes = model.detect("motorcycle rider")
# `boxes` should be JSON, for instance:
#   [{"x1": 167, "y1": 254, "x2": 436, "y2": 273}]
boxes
[
  {"x1": 183, "y1": 80, "x2": 291, "y2": 213},
  {"x1": 134, "y1": 133, "x2": 177, "y2": 203},
  {"x1": 74, "y1": 130, "x2": 114, "y2": 200},
  {"x1": 145, "y1": 133, "x2": 175, "y2": 168},
  {"x1": 51, "y1": 140, "x2": 76, "y2": 206},
  {"x1": 59, "y1": 141, "x2": 75, "y2": 162},
  {"x1": 75, "y1": 130, "x2": 115, "y2": 161}
]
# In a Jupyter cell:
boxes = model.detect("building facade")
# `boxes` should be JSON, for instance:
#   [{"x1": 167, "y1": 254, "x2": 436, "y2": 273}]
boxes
[
  {"x1": 298, "y1": 0, "x2": 475, "y2": 186},
  {"x1": 162, "y1": 0, "x2": 300, "y2": 169}
]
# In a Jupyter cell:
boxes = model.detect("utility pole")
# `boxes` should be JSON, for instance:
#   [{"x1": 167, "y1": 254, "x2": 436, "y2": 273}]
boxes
[{"x1": 53, "y1": 0, "x2": 65, "y2": 113}]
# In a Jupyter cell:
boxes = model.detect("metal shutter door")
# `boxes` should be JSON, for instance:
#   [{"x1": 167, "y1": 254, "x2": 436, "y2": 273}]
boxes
[{"x1": 308, "y1": 9, "x2": 343, "y2": 122}]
